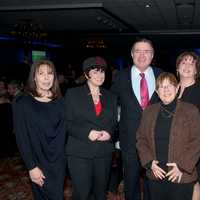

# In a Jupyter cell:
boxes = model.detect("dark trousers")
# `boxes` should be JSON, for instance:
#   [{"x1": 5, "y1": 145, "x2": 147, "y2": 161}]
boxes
[
  {"x1": 68, "y1": 156, "x2": 112, "y2": 200},
  {"x1": 32, "y1": 183, "x2": 64, "y2": 200},
  {"x1": 108, "y1": 150, "x2": 123, "y2": 193},
  {"x1": 122, "y1": 152, "x2": 144, "y2": 200},
  {"x1": 148, "y1": 179, "x2": 194, "y2": 200},
  {"x1": 31, "y1": 165, "x2": 66, "y2": 200}
]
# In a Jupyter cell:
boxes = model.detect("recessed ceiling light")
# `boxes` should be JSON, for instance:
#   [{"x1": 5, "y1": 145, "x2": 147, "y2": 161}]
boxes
[{"x1": 145, "y1": 4, "x2": 151, "y2": 8}]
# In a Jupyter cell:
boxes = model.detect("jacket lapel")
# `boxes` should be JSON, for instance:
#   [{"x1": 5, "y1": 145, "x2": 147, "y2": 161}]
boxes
[
  {"x1": 82, "y1": 84, "x2": 109, "y2": 120},
  {"x1": 98, "y1": 88, "x2": 110, "y2": 120},
  {"x1": 82, "y1": 84, "x2": 97, "y2": 119},
  {"x1": 125, "y1": 68, "x2": 142, "y2": 110},
  {"x1": 149, "y1": 67, "x2": 161, "y2": 104},
  {"x1": 149, "y1": 103, "x2": 161, "y2": 158}
]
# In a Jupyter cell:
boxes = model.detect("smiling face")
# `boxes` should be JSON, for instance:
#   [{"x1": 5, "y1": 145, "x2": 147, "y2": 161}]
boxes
[
  {"x1": 131, "y1": 41, "x2": 154, "y2": 72},
  {"x1": 86, "y1": 67, "x2": 105, "y2": 87},
  {"x1": 177, "y1": 55, "x2": 197, "y2": 80},
  {"x1": 156, "y1": 78, "x2": 178, "y2": 105},
  {"x1": 34, "y1": 64, "x2": 54, "y2": 93}
]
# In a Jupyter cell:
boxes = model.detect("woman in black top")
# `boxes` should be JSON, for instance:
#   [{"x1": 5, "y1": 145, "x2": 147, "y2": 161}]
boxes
[
  {"x1": 65, "y1": 56, "x2": 117, "y2": 200},
  {"x1": 13, "y1": 60, "x2": 66, "y2": 200},
  {"x1": 176, "y1": 51, "x2": 200, "y2": 200}
]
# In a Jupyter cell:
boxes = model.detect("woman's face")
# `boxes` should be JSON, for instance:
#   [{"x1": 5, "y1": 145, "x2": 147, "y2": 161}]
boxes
[
  {"x1": 177, "y1": 55, "x2": 197, "y2": 79},
  {"x1": 86, "y1": 68, "x2": 105, "y2": 87},
  {"x1": 156, "y1": 78, "x2": 178, "y2": 105},
  {"x1": 34, "y1": 64, "x2": 54, "y2": 92}
]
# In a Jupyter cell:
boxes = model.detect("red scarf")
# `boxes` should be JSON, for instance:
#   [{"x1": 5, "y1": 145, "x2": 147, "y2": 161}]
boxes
[{"x1": 95, "y1": 100, "x2": 102, "y2": 116}]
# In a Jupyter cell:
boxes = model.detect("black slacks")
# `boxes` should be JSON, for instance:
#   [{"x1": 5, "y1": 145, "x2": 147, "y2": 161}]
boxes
[
  {"x1": 122, "y1": 152, "x2": 143, "y2": 200},
  {"x1": 68, "y1": 155, "x2": 112, "y2": 200},
  {"x1": 148, "y1": 179, "x2": 194, "y2": 200},
  {"x1": 108, "y1": 150, "x2": 123, "y2": 193}
]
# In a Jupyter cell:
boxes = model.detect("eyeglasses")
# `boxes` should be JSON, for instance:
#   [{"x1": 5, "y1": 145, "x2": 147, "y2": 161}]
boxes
[
  {"x1": 134, "y1": 49, "x2": 153, "y2": 54},
  {"x1": 158, "y1": 84, "x2": 175, "y2": 90}
]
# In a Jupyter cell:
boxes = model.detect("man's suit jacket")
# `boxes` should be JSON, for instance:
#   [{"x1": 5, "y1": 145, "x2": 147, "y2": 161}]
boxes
[
  {"x1": 111, "y1": 67, "x2": 162, "y2": 157},
  {"x1": 65, "y1": 84, "x2": 118, "y2": 158}
]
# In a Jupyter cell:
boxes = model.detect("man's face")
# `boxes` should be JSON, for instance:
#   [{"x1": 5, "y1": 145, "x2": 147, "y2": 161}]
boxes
[{"x1": 131, "y1": 41, "x2": 154, "y2": 72}]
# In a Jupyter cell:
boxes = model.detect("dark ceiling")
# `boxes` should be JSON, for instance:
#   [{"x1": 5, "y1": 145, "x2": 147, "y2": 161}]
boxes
[{"x1": 0, "y1": 0, "x2": 200, "y2": 48}]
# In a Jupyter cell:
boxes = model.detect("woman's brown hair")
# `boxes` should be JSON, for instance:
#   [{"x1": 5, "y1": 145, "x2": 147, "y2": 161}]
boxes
[
  {"x1": 176, "y1": 51, "x2": 200, "y2": 79},
  {"x1": 27, "y1": 59, "x2": 61, "y2": 99},
  {"x1": 156, "y1": 72, "x2": 178, "y2": 90}
]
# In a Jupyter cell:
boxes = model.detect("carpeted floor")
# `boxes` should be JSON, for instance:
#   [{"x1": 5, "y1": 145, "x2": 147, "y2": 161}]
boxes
[{"x1": 0, "y1": 156, "x2": 124, "y2": 200}]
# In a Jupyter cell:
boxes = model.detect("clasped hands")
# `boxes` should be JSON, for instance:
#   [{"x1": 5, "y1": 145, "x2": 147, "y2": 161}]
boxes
[
  {"x1": 151, "y1": 160, "x2": 183, "y2": 183},
  {"x1": 88, "y1": 130, "x2": 110, "y2": 141}
]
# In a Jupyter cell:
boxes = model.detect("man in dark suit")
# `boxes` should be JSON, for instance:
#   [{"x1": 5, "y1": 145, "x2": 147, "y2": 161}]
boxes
[{"x1": 111, "y1": 38, "x2": 162, "y2": 200}]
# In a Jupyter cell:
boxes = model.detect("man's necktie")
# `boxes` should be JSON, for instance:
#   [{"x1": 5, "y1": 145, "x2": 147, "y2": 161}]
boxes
[{"x1": 140, "y1": 73, "x2": 149, "y2": 110}]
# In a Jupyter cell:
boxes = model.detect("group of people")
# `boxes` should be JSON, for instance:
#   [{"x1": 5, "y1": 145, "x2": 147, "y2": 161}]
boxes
[{"x1": 12, "y1": 38, "x2": 200, "y2": 200}]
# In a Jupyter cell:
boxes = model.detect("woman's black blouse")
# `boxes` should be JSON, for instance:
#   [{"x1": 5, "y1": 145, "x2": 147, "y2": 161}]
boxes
[
  {"x1": 179, "y1": 82, "x2": 200, "y2": 111},
  {"x1": 13, "y1": 94, "x2": 66, "y2": 170}
]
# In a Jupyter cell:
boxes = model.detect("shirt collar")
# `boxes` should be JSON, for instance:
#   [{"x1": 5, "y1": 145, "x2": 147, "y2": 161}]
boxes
[{"x1": 132, "y1": 65, "x2": 152, "y2": 77}]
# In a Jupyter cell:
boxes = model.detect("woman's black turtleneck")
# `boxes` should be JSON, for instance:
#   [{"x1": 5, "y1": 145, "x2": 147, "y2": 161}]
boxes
[{"x1": 154, "y1": 99, "x2": 177, "y2": 171}]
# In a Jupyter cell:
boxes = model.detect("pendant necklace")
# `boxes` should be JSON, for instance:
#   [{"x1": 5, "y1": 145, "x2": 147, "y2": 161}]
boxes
[{"x1": 160, "y1": 105, "x2": 175, "y2": 118}]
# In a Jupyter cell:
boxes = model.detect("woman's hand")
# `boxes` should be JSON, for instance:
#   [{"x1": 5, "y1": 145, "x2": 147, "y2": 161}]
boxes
[
  {"x1": 88, "y1": 130, "x2": 102, "y2": 141},
  {"x1": 29, "y1": 167, "x2": 45, "y2": 187},
  {"x1": 97, "y1": 130, "x2": 111, "y2": 141},
  {"x1": 166, "y1": 163, "x2": 183, "y2": 183},
  {"x1": 151, "y1": 160, "x2": 166, "y2": 180}
]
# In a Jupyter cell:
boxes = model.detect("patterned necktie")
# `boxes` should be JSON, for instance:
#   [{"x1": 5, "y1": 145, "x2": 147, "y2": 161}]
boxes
[{"x1": 140, "y1": 73, "x2": 149, "y2": 110}]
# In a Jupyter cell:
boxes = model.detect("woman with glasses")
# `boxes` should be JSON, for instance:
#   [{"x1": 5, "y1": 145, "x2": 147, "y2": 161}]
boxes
[{"x1": 137, "y1": 72, "x2": 200, "y2": 200}]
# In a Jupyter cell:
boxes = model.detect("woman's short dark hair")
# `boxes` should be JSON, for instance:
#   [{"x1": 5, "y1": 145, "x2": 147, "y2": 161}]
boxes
[
  {"x1": 27, "y1": 59, "x2": 61, "y2": 99},
  {"x1": 176, "y1": 51, "x2": 200, "y2": 79},
  {"x1": 84, "y1": 66, "x2": 106, "y2": 78}
]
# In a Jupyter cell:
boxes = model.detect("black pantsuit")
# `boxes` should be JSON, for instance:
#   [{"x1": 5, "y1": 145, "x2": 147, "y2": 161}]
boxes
[
  {"x1": 65, "y1": 84, "x2": 118, "y2": 200},
  {"x1": 68, "y1": 156, "x2": 111, "y2": 200}
]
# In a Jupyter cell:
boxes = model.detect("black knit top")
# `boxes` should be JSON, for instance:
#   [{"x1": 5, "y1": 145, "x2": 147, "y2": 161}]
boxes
[{"x1": 154, "y1": 99, "x2": 177, "y2": 171}]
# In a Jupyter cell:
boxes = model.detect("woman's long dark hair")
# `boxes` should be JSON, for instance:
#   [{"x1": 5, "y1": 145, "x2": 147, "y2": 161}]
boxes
[{"x1": 26, "y1": 59, "x2": 61, "y2": 99}]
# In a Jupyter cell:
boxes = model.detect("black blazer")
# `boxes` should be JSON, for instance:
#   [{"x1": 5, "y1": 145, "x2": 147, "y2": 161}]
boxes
[
  {"x1": 111, "y1": 67, "x2": 162, "y2": 156},
  {"x1": 65, "y1": 84, "x2": 118, "y2": 158}
]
